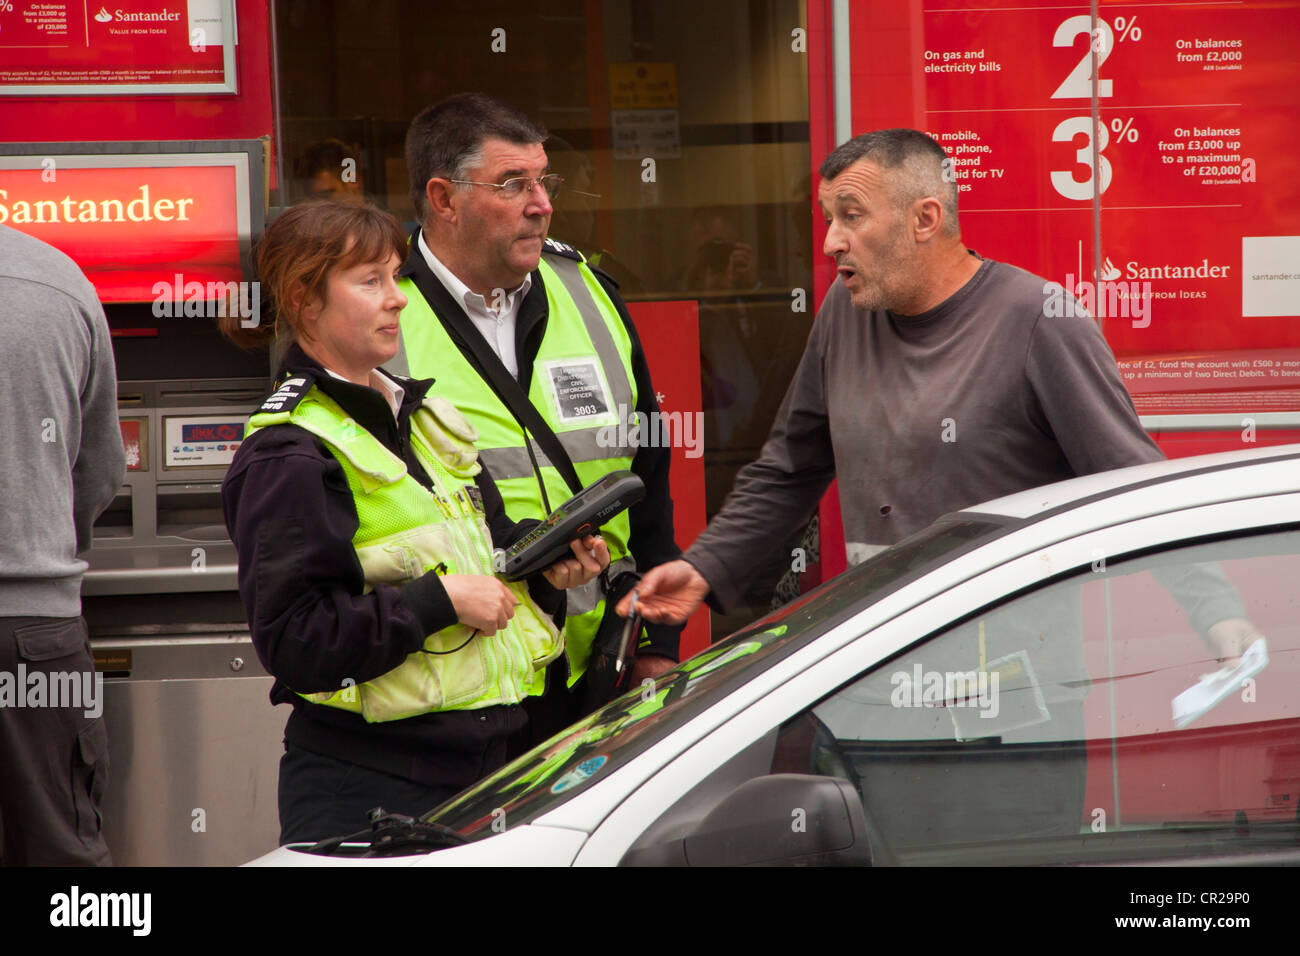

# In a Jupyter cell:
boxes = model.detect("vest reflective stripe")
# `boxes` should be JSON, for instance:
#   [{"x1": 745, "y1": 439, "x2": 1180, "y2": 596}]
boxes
[
  {"x1": 399, "y1": 250, "x2": 639, "y2": 684},
  {"x1": 245, "y1": 386, "x2": 561, "y2": 721},
  {"x1": 473, "y1": 446, "x2": 537, "y2": 482},
  {"x1": 476, "y1": 426, "x2": 635, "y2": 481}
]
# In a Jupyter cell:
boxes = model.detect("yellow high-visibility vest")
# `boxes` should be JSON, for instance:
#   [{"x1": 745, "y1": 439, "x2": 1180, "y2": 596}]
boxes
[
  {"x1": 398, "y1": 246, "x2": 640, "y2": 685},
  {"x1": 246, "y1": 380, "x2": 561, "y2": 721}
]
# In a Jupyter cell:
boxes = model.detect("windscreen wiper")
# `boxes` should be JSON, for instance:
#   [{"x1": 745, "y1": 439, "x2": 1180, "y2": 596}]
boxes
[{"x1": 300, "y1": 807, "x2": 471, "y2": 857}]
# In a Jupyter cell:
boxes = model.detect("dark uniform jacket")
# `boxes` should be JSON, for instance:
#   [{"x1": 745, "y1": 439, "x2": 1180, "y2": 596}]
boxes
[{"x1": 221, "y1": 344, "x2": 561, "y2": 789}]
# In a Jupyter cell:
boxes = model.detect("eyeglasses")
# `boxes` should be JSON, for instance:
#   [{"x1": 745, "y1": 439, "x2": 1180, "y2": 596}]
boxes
[{"x1": 448, "y1": 174, "x2": 564, "y2": 201}]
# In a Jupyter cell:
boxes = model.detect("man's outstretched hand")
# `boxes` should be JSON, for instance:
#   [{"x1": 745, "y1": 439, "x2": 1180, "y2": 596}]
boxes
[
  {"x1": 1206, "y1": 616, "x2": 1266, "y2": 670},
  {"x1": 618, "y1": 559, "x2": 710, "y2": 625}
]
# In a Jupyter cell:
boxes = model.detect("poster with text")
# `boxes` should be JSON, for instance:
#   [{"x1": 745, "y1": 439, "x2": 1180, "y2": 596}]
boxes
[
  {"x1": 0, "y1": 158, "x2": 247, "y2": 302},
  {"x1": 859, "y1": 0, "x2": 1300, "y2": 419},
  {"x1": 0, "y1": 0, "x2": 236, "y2": 95}
]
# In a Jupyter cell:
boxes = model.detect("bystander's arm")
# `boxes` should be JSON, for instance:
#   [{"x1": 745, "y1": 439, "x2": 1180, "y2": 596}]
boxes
[
  {"x1": 683, "y1": 316, "x2": 837, "y2": 612},
  {"x1": 1024, "y1": 306, "x2": 1164, "y2": 475},
  {"x1": 71, "y1": 293, "x2": 126, "y2": 553}
]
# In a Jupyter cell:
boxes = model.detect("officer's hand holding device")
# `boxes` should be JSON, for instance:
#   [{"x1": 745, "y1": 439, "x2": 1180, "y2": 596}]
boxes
[
  {"x1": 539, "y1": 534, "x2": 610, "y2": 590},
  {"x1": 441, "y1": 535, "x2": 607, "y2": 633}
]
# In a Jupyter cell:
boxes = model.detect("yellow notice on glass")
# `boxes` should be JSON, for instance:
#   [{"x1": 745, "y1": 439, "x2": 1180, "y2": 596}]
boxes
[{"x1": 608, "y1": 62, "x2": 679, "y2": 109}]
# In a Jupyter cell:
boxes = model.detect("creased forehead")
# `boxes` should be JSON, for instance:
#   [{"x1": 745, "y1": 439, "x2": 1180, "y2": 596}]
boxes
[
  {"x1": 818, "y1": 159, "x2": 889, "y2": 206},
  {"x1": 472, "y1": 139, "x2": 548, "y2": 177}
]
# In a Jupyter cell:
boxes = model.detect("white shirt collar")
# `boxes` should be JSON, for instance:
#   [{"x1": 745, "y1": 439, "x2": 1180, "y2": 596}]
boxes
[
  {"x1": 417, "y1": 229, "x2": 531, "y2": 377},
  {"x1": 417, "y1": 229, "x2": 532, "y2": 317},
  {"x1": 321, "y1": 366, "x2": 406, "y2": 421}
]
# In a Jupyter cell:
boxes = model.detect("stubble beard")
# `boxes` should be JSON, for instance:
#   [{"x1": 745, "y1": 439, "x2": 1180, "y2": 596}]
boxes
[
  {"x1": 847, "y1": 279, "x2": 889, "y2": 312},
  {"x1": 848, "y1": 227, "x2": 917, "y2": 313}
]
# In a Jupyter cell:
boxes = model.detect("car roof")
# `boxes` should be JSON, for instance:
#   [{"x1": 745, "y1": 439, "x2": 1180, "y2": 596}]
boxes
[{"x1": 966, "y1": 443, "x2": 1300, "y2": 522}]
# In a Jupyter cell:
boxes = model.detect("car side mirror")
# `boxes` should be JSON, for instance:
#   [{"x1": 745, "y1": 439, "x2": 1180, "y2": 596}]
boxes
[{"x1": 682, "y1": 774, "x2": 873, "y2": 866}]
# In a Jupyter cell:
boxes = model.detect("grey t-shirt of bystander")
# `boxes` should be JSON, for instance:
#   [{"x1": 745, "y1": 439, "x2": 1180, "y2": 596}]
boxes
[{"x1": 686, "y1": 256, "x2": 1163, "y2": 612}]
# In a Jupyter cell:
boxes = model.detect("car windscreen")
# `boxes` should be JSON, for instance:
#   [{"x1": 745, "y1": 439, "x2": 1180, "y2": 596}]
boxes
[{"x1": 423, "y1": 515, "x2": 1007, "y2": 840}]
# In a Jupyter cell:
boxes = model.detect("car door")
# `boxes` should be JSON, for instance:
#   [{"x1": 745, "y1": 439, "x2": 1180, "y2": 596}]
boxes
[{"x1": 576, "y1": 491, "x2": 1300, "y2": 865}]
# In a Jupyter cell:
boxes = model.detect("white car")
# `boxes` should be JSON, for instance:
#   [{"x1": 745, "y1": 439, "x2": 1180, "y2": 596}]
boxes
[{"x1": 249, "y1": 444, "x2": 1300, "y2": 866}]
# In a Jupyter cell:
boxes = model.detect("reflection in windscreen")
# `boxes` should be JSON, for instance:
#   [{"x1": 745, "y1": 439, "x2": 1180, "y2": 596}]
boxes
[
  {"x1": 424, "y1": 516, "x2": 1005, "y2": 840},
  {"x1": 804, "y1": 528, "x2": 1299, "y2": 863}
]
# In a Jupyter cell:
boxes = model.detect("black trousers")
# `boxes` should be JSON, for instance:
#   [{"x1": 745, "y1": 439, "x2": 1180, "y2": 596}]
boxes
[
  {"x1": 277, "y1": 745, "x2": 461, "y2": 846},
  {"x1": 0, "y1": 616, "x2": 111, "y2": 866}
]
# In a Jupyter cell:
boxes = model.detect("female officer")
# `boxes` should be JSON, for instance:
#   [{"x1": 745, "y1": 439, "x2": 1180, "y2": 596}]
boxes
[{"x1": 219, "y1": 200, "x2": 608, "y2": 844}]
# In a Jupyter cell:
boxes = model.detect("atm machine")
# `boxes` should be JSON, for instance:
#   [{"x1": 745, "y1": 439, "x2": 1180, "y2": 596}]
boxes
[
  {"x1": 86, "y1": 374, "x2": 283, "y2": 867},
  {"x1": 29, "y1": 140, "x2": 291, "y2": 865}
]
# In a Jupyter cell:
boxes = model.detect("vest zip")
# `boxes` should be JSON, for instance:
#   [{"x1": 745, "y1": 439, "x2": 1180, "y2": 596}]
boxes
[
  {"x1": 451, "y1": 461, "x2": 529, "y2": 694},
  {"x1": 428, "y1": 463, "x2": 524, "y2": 705},
  {"x1": 410, "y1": 426, "x2": 514, "y2": 697}
]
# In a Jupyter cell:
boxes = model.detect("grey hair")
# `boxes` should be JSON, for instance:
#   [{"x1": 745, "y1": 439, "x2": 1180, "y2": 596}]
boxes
[
  {"x1": 819, "y1": 129, "x2": 960, "y2": 235},
  {"x1": 405, "y1": 92, "x2": 547, "y2": 221},
  {"x1": 450, "y1": 143, "x2": 486, "y2": 186}
]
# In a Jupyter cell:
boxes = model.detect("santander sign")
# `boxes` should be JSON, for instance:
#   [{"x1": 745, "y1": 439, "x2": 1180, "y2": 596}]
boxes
[
  {"x1": 0, "y1": 184, "x2": 195, "y2": 224},
  {"x1": 0, "y1": 163, "x2": 241, "y2": 303}
]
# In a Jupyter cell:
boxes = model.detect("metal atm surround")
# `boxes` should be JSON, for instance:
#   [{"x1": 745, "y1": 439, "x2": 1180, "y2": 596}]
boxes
[{"x1": 84, "y1": 376, "x2": 285, "y2": 866}]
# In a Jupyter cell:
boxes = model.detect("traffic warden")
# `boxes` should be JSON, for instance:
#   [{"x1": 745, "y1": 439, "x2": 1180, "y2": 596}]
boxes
[
  {"x1": 220, "y1": 200, "x2": 608, "y2": 844},
  {"x1": 393, "y1": 93, "x2": 683, "y2": 745}
]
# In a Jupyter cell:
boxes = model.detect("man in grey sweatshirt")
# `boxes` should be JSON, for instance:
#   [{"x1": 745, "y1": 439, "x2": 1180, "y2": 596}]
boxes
[
  {"x1": 622, "y1": 129, "x2": 1258, "y2": 664},
  {"x1": 0, "y1": 224, "x2": 124, "y2": 865}
]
